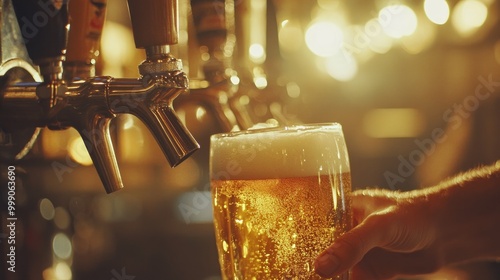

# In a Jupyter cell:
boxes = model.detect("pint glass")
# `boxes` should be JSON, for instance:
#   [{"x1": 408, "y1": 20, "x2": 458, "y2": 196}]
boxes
[{"x1": 210, "y1": 123, "x2": 352, "y2": 279}]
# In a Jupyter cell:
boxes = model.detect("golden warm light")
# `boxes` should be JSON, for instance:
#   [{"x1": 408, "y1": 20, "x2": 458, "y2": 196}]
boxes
[
  {"x1": 281, "y1": 19, "x2": 289, "y2": 28},
  {"x1": 363, "y1": 108, "x2": 425, "y2": 138},
  {"x1": 305, "y1": 21, "x2": 344, "y2": 57},
  {"x1": 325, "y1": 52, "x2": 358, "y2": 81},
  {"x1": 239, "y1": 95, "x2": 250, "y2": 105},
  {"x1": 362, "y1": 19, "x2": 393, "y2": 54},
  {"x1": 401, "y1": 14, "x2": 437, "y2": 54},
  {"x1": 249, "y1": 43, "x2": 266, "y2": 64},
  {"x1": 54, "y1": 262, "x2": 72, "y2": 280},
  {"x1": 249, "y1": 0, "x2": 267, "y2": 63},
  {"x1": 452, "y1": 0, "x2": 488, "y2": 36},
  {"x1": 253, "y1": 76, "x2": 268, "y2": 89},
  {"x1": 101, "y1": 21, "x2": 137, "y2": 77},
  {"x1": 68, "y1": 136, "x2": 93, "y2": 166},
  {"x1": 230, "y1": 74, "x2": 240, "y2": 85},
  {"x1": 195, "y1": 106, "x2": 207, "y2": 121},
  {"x1": 379, "y1": 5, "x2": 418, "y2": 38},
  {"x1": 286, "y1": 82, "x2": 301, "y2": 99},
  {"x1": 160, "y1": 158, "x2": 201, "y2": 190},
  {"x1": 118, "y1": 116, "x2": 146, "y2": 162},
  {"x1": 278, "y1": 20, "x2": 303, "y2": 54},
  {"x1": 424, "y1": 0, "x2": 450, "y2": 25}
]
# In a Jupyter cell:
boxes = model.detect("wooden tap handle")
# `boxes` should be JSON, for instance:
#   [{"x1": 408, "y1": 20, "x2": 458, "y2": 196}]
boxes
[
  {"x1": 66, "y1": 0, "x2": 107, "y2": 63},
  {"x1": 127, "y1": 0, "x2": 179, "y2": 48},
  {"x1": 190, "y1": 0, "x2": 228, "y2": 49}
]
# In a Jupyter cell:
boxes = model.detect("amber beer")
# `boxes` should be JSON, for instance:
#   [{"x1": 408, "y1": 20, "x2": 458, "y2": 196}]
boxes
[{"x1": 210, "y1": 124, "x2": 352, "y2": 280}]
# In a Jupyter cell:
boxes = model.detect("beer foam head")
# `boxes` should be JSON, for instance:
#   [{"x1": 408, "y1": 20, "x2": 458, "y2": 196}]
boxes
[{"x1": 210, "y1": 123, "x2": 350, "y2": 180}]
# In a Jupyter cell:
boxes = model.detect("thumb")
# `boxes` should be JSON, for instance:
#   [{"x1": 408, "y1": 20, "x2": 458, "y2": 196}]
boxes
[{"x1": 314, "y1": 208, "x2": 397, "y2": 278}]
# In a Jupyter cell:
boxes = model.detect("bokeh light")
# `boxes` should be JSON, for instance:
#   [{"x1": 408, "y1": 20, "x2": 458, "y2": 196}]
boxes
[
  {"x1": 325, "y1": 52, "x2": 358, "y2": 81},
  {"x1": 68, "y1": 136, "x2": 93, "y2": 166},
  {"x1": 379, "y1": 5, "x2": 418, "y2": 38},
  {"x1": 52, "y1": 233, "x2": 72, "y2": 259},
  {"x1": 40, "y1": 198, "x2": 55, "y2": 220},
  {"x1": 305, "y1": 21, "x2": 344, "y2": 57},
  {"x1": 424, "y1": 0, "x2": 450, "y2": 25},
  {"x1": 254, "y1": 76, "x2": 268, "y2": 89},
  {"x1": 286, "y1": 82, "x2": 301, "y2": 99},
  {"x1": 401, "y1": 13, "x2": 437, "y2": 54},
  {"x1": 452, "y1": 0, "x2": 488, "y2": 37},
  {"x1": 54, "y1": 262, "x2": 72, "y2": 280},
  {"x1": 360, "y1": 19, "x2": 393, "y2": 54},
  {"x1": 249, "y1": 43, "x2": 266, "y2": 64}
]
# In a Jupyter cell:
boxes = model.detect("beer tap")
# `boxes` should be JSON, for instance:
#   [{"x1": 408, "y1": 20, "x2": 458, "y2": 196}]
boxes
[
  {"x1": 175, "y1": 0, "x2": 254, "y2": 131},
  {"x1": 231, "y1": 0, "x2": 302, "y2": 127},
  {"x1": 0, "y1": 0, "x2": 199, "y2": 193},
  {"x1": 180, "y1": 0, "x2": 298, "y2": 132}
]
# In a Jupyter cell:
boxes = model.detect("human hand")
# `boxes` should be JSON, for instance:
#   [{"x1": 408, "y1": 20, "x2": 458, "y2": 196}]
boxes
[
  {"x1": 314, "y1": 163, "x2": 500, "y2": 279},
  {"x1": 314, "y1": 189, "x2": 442, "y2": 279}
]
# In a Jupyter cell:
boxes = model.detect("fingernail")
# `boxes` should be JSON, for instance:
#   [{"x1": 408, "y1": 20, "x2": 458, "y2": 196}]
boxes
[{"x1": 315, "y1": 252, "x2": 340, "y2": 277}]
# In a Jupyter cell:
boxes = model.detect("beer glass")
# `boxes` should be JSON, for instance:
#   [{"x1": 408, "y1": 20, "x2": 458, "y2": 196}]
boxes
[{"x1": 210, "y1": 123, "x2": 352, "y2": 279}]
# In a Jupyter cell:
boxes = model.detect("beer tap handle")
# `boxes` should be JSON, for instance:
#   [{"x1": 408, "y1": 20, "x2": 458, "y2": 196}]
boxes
[
  {"x1": 12, "y1": 0, "x2": 68, "y2": 78},
  {"x1": 65, "y1": 0, "x2": 108, "y2": 79},
  {"x1": 127, "y1": 0, "x2": 178, "y2": 48}
]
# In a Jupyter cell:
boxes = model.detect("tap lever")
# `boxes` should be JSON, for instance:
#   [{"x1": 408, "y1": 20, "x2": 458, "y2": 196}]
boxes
[
  {"x1": 65, "y1": 0, "x2": 108, "y2": 80},
  {"x1": 12, "y1": 0, "x2": 69, "y2": 79},
  {"x1": 127, "y1": 0, "x2": 179, "y2": 48}
]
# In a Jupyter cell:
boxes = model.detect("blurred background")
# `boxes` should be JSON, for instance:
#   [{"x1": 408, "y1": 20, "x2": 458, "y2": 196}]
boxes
[{"x1": 2, "y1": 0, "x2": 500, "y2": 279}]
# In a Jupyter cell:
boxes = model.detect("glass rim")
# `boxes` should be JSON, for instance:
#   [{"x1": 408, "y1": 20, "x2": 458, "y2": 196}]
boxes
[{"x1": 210, "y1": 122, "x2": 343, "y2": 140}]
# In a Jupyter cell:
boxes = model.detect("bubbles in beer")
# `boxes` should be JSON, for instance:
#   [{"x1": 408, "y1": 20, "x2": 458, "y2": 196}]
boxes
[{"x1": 212, "y1": 173, "x2": 351, "y2": 279}]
